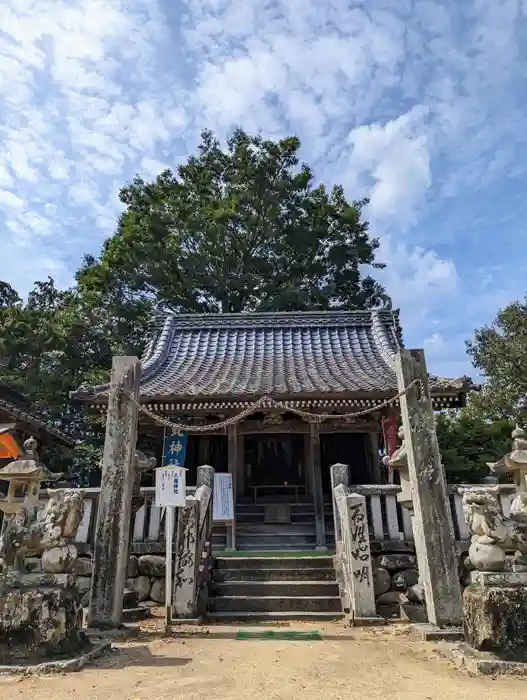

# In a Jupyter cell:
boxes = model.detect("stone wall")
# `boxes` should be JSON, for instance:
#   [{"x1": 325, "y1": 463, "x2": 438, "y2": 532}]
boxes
[
  {"x1": 27, "y1": 547, "x2": 470, "y2": 615},
  {"x1": 26, "y1": 553, "x2": 168, "y2": 607},
  {"x1": 372, "y1": 552, "x2": 423, "y2": 620},
  {"x1": 372, "y1": 545, "x2": 469, "y2": 621}
]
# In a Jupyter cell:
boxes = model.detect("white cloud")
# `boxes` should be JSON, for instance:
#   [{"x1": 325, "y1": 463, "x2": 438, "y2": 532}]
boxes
[
  {"x1": 0, "y1": 191, "x2": 26, "y2": 211},
  {"x1": 0, "y1": 0, "x2": 525, "y2": 378}
]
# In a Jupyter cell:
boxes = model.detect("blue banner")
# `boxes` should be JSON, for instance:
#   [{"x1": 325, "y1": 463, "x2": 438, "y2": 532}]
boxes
[{"x1": 162, "y1": 430, "x2": 188, "y2": 467}]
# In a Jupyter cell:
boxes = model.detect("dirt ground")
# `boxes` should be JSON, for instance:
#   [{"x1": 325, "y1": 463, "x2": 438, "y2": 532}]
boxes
[{"x1": 1, "y1": 620, "x2": 526, "y2": 699}]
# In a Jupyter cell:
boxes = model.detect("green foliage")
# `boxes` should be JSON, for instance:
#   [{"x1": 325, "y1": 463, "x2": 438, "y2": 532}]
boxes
[
  {"x1": 80, "y1": 128, "x2": 387, "y2": 312},
  {"x1": 0, "y1": 128, "x2": 388, "y2": 482},
  {"x1": 466, "y1": 295, "x2": 527, "y2": 422},
  {"x1": 0, "y1": 278, "x2": 149, "y2": 481},
  {"x1": 436, "y1": 411, "x2": 515, "y2": 483}
]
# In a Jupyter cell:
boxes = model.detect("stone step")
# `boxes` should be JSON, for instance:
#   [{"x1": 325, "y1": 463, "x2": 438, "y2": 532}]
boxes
[
  {"x1": 236, "y1": 524, "x2": 317, "y2": 536},
  {"x1": 213, "y1": 567, "x2": 336, "y2": 582},
  {"x1": 211, "y1": 581, "x2": 339, "y2": 597},
  {"x1": 123, "y1": 588, "x2": 139, "y2": 608},
  {"x1": 122, "y1": 605, "x2": 151, "y2": 622},
  {"x1": 236, "y1": 496, "x2": 314, "y2": 505},
  {"x1": 209, "y1": 595, "x2": 342, "y2": 613},
  {"x1": 236, "y1": 512, "x2": 320, "y2": 523},
  {"x1": 207, "y1": 610, "x2": 344, "y2": 622},
  {"x1": 235, "y1": 504, "x2": 333, "y2": 513},
  {"x1": 237, "y1": 533, "x2": 316, "y2": 544},
  {"x1": 220, "y1": 545, "x2": 322, "y2": 552},
  {"x1": 214, "y1": 556, "x2": 335, "y2": 570}
]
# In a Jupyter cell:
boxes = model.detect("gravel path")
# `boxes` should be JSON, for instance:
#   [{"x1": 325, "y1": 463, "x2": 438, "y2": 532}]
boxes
[{"x1": 1, "y1": 622, "x2": 525, "y2": 699}]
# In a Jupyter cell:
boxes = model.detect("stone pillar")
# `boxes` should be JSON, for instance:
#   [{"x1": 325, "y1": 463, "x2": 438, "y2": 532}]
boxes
[
  {"x1": 197, "y1": 464, "x2": 214, "y2": 490},
  {"x1": 173, "y1": 496, "x2": 199, "y2": 618},
  {"x1": 395, "y1": 349, "x2": 463, "y2": 627},
  {"x1": 88, "y1": 356, "x2": 141, "y2": 629},
  {"x1": 308, "y1": 421, "x2": 326, "y2": 550},
  {"x1": 334, "y1": 484, "x2": 380, "y2": 624},
  {"x1": 226, "y1": 424, "x2": 237, "y2": 550},
  {"x1": 330, "y1": 463, "x2": 350, "y2": 553}
]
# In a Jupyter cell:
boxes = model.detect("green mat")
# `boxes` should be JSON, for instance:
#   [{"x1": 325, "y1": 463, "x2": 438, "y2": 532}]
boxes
[
  {"x1": 215, "y1": 551, "x2": 331, "y2": 558},
  {"x1": 236, "y1": 630, "x2": 322, "y2": 641}
]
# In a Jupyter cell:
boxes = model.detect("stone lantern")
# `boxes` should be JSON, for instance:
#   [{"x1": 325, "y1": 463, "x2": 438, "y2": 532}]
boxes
[
  {"x1": 0, "y1": 437, "x2": 62, "y2": 519},
  {"x1": 487, "y1": 425, "x2": 527, "y2": 524},
  {"x1": 461, "y1": 426, "x2": 527, "y2": 653}
]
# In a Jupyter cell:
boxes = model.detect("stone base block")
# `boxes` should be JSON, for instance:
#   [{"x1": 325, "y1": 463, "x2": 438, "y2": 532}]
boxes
[
  {"x1": 469, "y1": 571, "x2": 527, "y2": 587},
  {"x1": 464, "y1": 584, "x2": 527, "y2": 652},
  {"x1": 0, "y1": 636, "x2": 111, "y2": 675},
  {"x1": 438, "y1": 642, "x2": 527, "y2": 677},
  {"x1": 411, "y1": 623, "x2": 464, "y2": 642},
  {"x1": 349, "y1": 615, "x2": 386, "y2": 627},
  {"x1": 0, "y1": 586, "x2": 84, "y2": 665},
  {"x1": 122, "y1": 606, "x2": 151, "y2": 623},
  {"x1": 400, "y1": 603, "x2": 427, "y2": 624}
]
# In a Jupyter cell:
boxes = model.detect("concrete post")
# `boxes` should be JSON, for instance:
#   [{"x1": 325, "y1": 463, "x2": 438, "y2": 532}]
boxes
[
  {"x1": 395, "y1": 349, "x2": 463, "y2": 627},
  {"x1": 88, "y1": 356, "x2": 140, "y2": 629},
  {"x1": 173, "y1": 496, "x2": 199, "y2": 618},
  {"x1": 330, "y1": 463, "x2": 350, "y2": 553}
]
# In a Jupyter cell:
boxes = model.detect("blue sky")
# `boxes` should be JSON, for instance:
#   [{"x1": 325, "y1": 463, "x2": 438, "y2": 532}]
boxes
[{"x1": 1, "y1": 0, "x2": 526, "y2": 381}]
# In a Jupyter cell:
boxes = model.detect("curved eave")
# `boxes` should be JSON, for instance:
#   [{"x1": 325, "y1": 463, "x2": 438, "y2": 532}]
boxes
[
  {"x1": 80, "y1": 386, "x2": 469, "y2": 413},
  {"x1": 0, "y1": 399, "x2": 74, "y2": 448}
]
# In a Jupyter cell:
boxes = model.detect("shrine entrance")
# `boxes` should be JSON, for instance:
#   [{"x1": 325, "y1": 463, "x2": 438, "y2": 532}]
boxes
[
  {"x1": 243, "y1": 433, "x2": 307, "y2": 501},
  {"x1": 320, "y1": 433, "x2": 374, "y2": 495}
]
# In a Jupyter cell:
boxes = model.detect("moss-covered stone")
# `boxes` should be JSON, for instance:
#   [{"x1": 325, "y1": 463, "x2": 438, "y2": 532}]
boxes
[
  {"x1": 0, "y1": 587, "x2": 87, "y2": 665},
  {"x1": 463, "y1": 584, "x2": 527, "y2": 652}
]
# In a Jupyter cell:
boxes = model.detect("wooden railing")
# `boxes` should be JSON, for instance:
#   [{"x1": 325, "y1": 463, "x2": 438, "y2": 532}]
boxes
[
  {"x1": 35, "y1": 483, "x2": 518, "y2": 552},
  {"x1": 345, "y1": 483, "x2": 517, "y2": 547}
]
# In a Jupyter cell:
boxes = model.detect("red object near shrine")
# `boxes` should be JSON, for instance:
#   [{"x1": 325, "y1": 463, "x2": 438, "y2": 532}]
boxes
[{"x1": 382, "y1": 416, "x2": 398, "y2": 461}]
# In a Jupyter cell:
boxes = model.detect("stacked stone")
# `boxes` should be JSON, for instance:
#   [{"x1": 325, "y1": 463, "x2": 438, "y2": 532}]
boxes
[
  {"x1": 372, "y1": 552, "x2": 424, "y2": 620},
  {"x1": 28, "y1": 553, "x2": 170, "y2": 606}
]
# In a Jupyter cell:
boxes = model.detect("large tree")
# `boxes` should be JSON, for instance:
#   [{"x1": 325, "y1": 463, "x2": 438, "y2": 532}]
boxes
[
  {"x1": 466, "y1": 295, "x2": 527, "y2": 422},
  {"x1": 0, "y1": 278, "x2": 150, "y2": 481},
  {"x1": 436, "y1": 411, "x2": 514, "y2": 483},
  {"x1": 78, "y1": 128, "x2": 387, "y2": 312}
]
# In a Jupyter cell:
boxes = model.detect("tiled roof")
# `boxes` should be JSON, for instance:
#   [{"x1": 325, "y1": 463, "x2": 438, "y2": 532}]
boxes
[
  {"x1": 0, "y1": 386, "x2": 74, "y2": 447},
  {"x1": 76, "y1": 311, "x2": 469, "y2": 402}
]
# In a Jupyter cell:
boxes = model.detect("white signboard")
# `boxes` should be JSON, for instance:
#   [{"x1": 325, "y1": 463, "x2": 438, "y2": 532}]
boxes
[
  {"x1": 155, "y1": 466, "x2": 187, "y2": 507},
  {"x1": 213, "y1": 472, "x2": 234, "y2": 522}
]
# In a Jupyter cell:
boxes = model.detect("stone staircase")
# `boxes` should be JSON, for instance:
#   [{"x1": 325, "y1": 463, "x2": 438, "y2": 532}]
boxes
[
  {"x1": 207, "y1": 555, "x2": 343, "y2": 621},
  {"x1": 212, "y1": 499, "x2": 335, "y2": 552}
]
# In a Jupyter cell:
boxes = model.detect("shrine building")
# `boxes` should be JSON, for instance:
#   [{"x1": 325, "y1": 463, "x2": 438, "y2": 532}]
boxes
[{"x1": 76, "y1": 309, "x2": 470, "y2": 551}]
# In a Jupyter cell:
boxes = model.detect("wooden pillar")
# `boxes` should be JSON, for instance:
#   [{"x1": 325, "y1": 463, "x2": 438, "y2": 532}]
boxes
[
  {"x1": 198, "y1": 437, "x2": 210, "y2": 466},
  {"x1": 304, "y1": 433, "x2": 313, "y2": 494},
  {"x1": 367, "y1": 432, "x2": 381, "y2": 484},
  {"x1": 395, "y1": 349, "x2": 463, "y2": 627},
  {"x1": 236, "y1": 432, "x2": 245, "y2": 497},
  {"x1": 88, "y1": 356, "x2": 140, "y2": 629},
  {"x1": 226, "y1": 424, "x2": 237, "y2": 550},
  {"x1": 308, "y1": 421, "x2": 326, "y2": 550}
]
